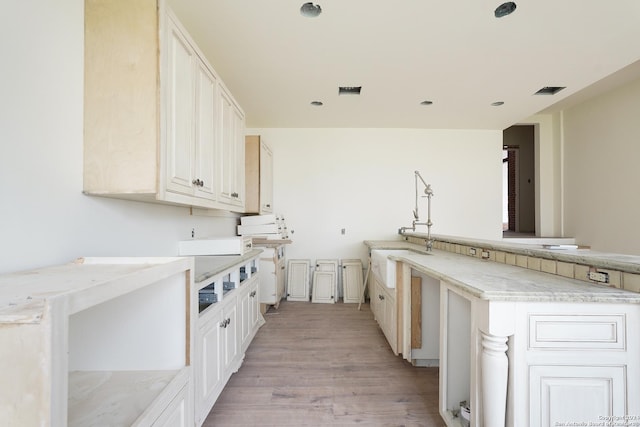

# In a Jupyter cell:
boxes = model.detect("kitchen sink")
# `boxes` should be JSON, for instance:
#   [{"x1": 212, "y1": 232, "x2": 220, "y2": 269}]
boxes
[{"x1": 370, "y1": 249, "x2": 412, "y2": 288}]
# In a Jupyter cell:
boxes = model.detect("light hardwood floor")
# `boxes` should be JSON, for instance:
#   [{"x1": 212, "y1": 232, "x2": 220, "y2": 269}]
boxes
[{"x1": 203, "y1": 301, "x2": 445, "y2": 426}]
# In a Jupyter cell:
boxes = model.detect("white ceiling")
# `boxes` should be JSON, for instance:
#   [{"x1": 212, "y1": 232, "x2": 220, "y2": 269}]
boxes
[{"x1": 167, "y1": 0, "x2": 640, "y2": 130}]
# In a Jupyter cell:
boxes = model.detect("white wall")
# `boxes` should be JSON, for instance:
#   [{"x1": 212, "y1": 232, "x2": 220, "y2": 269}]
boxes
[
  {"x1": 562, "y1": 75, "x2": 640, "y2": 255},
  {"x1": 248, "y1": 128, "x2": 503, "y2": 264},
  {"x1": 0, "y1": 0, "x2": 237, "y2": 274}
]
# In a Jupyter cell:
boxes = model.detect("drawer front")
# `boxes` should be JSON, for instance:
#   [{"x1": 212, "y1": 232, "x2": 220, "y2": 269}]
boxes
[{"x1": 529, "y1": 314, "x2": 625, "y2": 350}]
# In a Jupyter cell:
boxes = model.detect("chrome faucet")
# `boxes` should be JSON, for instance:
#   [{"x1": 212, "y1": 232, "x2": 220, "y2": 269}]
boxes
[{"x1": 398, "y1": 171, "x2": 434, "y2": 251}]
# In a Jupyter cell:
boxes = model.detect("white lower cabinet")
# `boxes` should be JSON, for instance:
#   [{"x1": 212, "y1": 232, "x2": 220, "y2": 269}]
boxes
[
  {"x1": 370, "y1": 275, "x2": 397, "y2": 354},
  {"x1": 240, "y1": 278, "x2": 261, "y2": 352},
  {"x1": 153, "y1": 383, "x2": 190, "y2": 427},
  {"x1": 194, "y1": 255, "x2": 264, "y2": 427},
  {"x1": 438, "y1": 282, "x2": 640, "y2": 427},
  {"x1": 195, "y1": 309, "x2": 224, "y2": 426}
]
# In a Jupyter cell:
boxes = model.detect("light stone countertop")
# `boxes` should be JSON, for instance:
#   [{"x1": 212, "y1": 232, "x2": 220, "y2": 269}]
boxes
[
  {"x1": 193, "y1": 249, "x2": 263, "y2": 284},
  {"x1": 400, "y1": 232, "x2": 640, "y2": 274},
  {"x1": 364, "y1": 240, "x2": 640, "y2": 303}
]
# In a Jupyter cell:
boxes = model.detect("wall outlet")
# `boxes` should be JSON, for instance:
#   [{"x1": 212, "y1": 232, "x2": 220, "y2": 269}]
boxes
[
  {"x1": 588, "y1": 271, "x2": 609, "y2": 283},
  {"x1": 481, "y1": 250, "x2": 490, "y2": 259},
  {"x1": 469, "y1": 248, "x2": 477, "y2": 256}
]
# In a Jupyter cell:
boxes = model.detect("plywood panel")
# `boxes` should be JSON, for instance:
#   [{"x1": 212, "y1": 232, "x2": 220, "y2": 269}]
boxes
[{"x1": 411, "y1": 276, "x2": 422, "y2": 348}]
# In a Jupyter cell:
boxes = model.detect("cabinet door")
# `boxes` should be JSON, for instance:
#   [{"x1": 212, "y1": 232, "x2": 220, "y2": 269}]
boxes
[
  {"x1": 276, "y1": 258, "x2": 286, "y2": 303},
  {"x1": 530, "y1": 365, "x2": 626, "y2": 427},
  {"x1": 258, "y1": 257, "x2": 277, "y2": 304},
  {"x1": 222, "y1": 300, "x2": 238, "y2": 373},
  {"x1": 239, "y1": 284, "x2": 254, "y2": 350},
  {"x1": 193, "y1": 60, "x2": 217, "y2": 201},
  {"x1": 195, "y1": 312, "x2": 223, "y2": 425},
  {"x1": 384, "y1": 289, "x2": 397, "y2": 353},
  {"x1": 231, "y1": 106, "x2": 245, "y2": 208},
  {"x1": 152, "y1": 384, "x2": 189, "y2": 427},
  {"x1": 249, "y1": 281, "x2": 261, "y2": 331},
  {"x1": 287, "y1": 259, "x2": 310, "y2": 301},
  {"x1": 165, "y1": 19, "x2": 195, "y2": 196},
  {"x1": 342, "y1": 260, "x2": 363, "y2": 304},
  {"x1": 243, "y1": 279, "x2": 261, "y2": 347},
  {"x1": 259, "y1": 140, "x2": 273, "y2": 213},
  {"x1": 218, "y1": 86, "x2": 244, "y2": 209},
  {"x1": 311, "y1": 271, "x2": 336, "y2": 303}
]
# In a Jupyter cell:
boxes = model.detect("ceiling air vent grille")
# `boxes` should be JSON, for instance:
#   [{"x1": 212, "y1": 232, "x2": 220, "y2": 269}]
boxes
[
  {"x1": 534, "y1": 86, "x2": 566, "y2": 95},
  {"x1": 338, "y1": 86, "x2": 362, "y2": 95}
]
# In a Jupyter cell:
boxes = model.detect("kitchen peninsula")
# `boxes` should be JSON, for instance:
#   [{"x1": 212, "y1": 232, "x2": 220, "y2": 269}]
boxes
[{"x1": 365, "y1": 237, "x2": 640, "y2": 427}]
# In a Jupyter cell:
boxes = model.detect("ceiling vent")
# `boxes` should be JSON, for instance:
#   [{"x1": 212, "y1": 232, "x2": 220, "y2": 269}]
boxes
[
  {"x1": 534, "y1": 86, "x2": 566, "y2": 95},
  {"x1": 338, "y1": 86, "x2": 362, "y2": 95}
]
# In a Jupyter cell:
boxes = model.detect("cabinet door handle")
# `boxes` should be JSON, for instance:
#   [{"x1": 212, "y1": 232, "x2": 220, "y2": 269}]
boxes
[
  {"x1": 220, "y1": 320, "x2": 226, "y2": 328},
  {"x1": 192, "y1": 179, "x2": 198, "y2": 185},
  {"x1": 199, "y1": 180, "x2": 204, "y2": 187},
  {"x1": 378, "y1": 294, "x2": 384, "y2": 300},
  {"x1": 231, "y1": 192, "x2": 238, "y2": 198}
]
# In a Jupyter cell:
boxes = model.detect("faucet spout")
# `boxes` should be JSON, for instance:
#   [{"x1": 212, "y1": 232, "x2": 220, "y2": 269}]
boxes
[{"x1": 413, "y1": 171, "x2": 434, "y2": 251}]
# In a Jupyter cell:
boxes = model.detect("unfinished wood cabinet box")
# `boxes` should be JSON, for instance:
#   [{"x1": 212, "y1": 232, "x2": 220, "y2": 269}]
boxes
[
  {"x1": 245, "y1": 135, "x2": 274, "y2": 214},
  {"x1": 84, "y1": 0, "x2": 245, "y2": 212},
  {"x1": 0, "y1": 256, "x2": 194, "y2": 426}
]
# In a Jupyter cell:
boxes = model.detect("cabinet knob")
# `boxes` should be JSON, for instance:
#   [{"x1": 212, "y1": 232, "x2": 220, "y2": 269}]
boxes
[
  {"x1": 231, "y1": 192, "x2": 238, "y2": 198},
  {"x1": 199, "y1": 180, "x2": 204, "y2": 187},
  {"x1": 220, "y1": 321, "x2": 226, "y2": 328},
  {"x1": 192, "y1": 179, "x2": 198, "y2": 185},
  {"x1": 378, "y1": 294, "x2": 384, "y2": 300}
]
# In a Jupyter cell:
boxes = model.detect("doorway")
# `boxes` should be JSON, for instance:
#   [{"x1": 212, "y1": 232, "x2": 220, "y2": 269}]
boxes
[{"x1": 502, "y1": 125, "x2": 535, "y2": 237}]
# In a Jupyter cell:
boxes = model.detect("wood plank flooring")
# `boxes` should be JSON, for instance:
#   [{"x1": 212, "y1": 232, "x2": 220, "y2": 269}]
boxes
[{"x1": 203, "y1": 301, "x2": 445, "y2": 426}]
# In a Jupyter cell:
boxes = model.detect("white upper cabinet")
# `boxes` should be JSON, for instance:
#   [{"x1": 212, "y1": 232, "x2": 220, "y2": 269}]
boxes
[
  {"x1": 193, "y1": 62, "x2": 218, "y2": 200},
  {"x1": 164, "y1": 19, "x2": 196, "y2": 197},
  {"x1": 217, "y1": 86, "x2": 245, "y2": 209},
  {"x1": 83, "y1": 0, "x2": 244, "y2": 212}
]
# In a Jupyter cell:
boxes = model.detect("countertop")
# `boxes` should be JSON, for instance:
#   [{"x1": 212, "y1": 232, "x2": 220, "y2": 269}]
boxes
[
  {"x1": 364, "y1": 240, "x2": 640, "y2": 303},
  {"x1": 0, "y1": 256, "x2": 193, "y2": 323},
  {"x1": 400, "y1": 232, "x2": 640, "y2": 274},
  {"x1": 193, "y1": 249, "x2": 263, "y2": 284}
]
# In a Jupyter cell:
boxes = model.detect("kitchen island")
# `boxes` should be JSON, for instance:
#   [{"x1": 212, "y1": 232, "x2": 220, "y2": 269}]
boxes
[{"x1": 365, "y1": 239, "x2": 640, "y2": 427}]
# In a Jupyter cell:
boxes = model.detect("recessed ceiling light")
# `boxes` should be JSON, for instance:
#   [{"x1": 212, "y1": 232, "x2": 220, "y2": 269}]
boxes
[
  {"x1": 310, "y1": 101, "x2": 323, "y2": 106},
  {"x1": 491, "y1": 101, "x2": 505, "y2": 106},
  {"x1": 300, "y1": 2, "x2": 322, "y2": 17},
  {"x1": 420, "y1": 100, "x2": 433, "y2": 106},
  {"x1": 534, "y1": 86, "x2": 566, "y2": 95},
  {"x1": 494, "y1": 2, "x2": 516, "y2": 18},
  {"x1": 338, "y1": 86, "x2": 362, "y2": 95}
]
